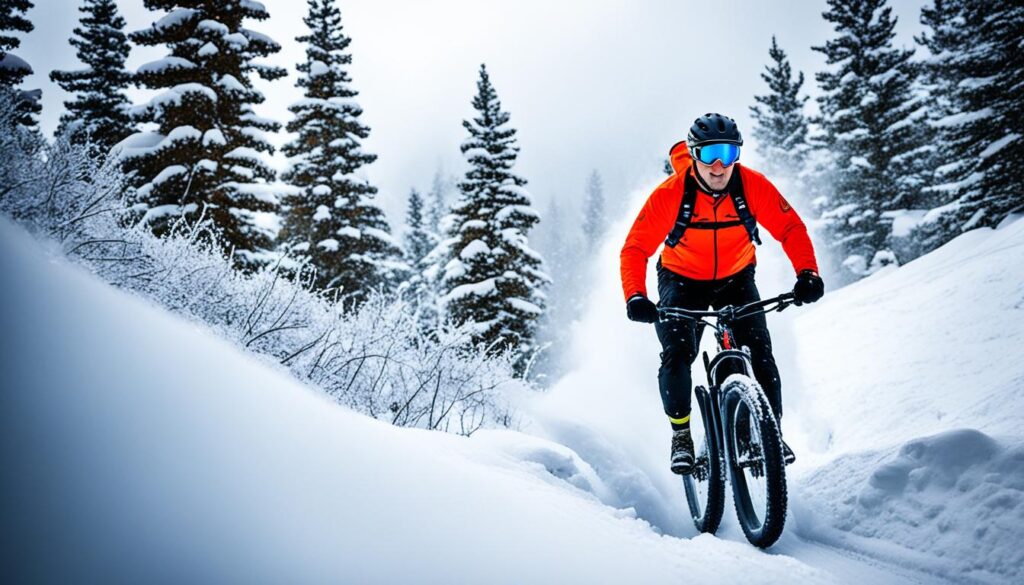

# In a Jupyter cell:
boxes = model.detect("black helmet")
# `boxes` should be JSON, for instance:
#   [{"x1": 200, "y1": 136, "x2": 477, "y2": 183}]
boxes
[{"x1": 687, "y1": 113, "x2": 743, "y2": 148}]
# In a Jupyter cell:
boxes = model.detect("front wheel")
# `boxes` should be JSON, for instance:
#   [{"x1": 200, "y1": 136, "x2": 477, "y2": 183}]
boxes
[
  {"x1": 721, "y1": 376, "x2": 787, "y2": 548},
  {"x1": 682, "y1": 385, "x2": 725, "y2": 534}
]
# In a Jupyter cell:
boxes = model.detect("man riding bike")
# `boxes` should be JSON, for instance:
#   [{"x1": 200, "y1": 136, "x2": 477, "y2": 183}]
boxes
[{"x1": 620, "y1": 113, "x2": 824, "y2": 475}]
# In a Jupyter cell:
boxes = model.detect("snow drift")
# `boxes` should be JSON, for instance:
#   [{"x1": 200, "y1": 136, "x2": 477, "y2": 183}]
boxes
[
  {"x1": 0, "y1": 217, "x2": 828, "y2": 583},
  {"x1": 795, "y1": 429, "x2": 1024, "y2": 584}
]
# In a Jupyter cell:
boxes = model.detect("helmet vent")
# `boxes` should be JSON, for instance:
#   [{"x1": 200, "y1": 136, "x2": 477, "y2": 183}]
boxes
[{"x1": 686, "y1": 112, "x2": 743, "y2": 148}]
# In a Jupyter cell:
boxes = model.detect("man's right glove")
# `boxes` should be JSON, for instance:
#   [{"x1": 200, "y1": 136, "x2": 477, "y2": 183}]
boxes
[
  {"x1": 793, "y1": 269, "x2": 825, "y2": 305},
  {"x1": 626, "y1": 293, "x2": 659, "y2": 323}
]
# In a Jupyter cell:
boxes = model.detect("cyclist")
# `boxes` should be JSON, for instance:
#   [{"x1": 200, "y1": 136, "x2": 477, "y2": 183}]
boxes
[{"x1": 620, "y1": 113, "x2": 824, "y2": 475}]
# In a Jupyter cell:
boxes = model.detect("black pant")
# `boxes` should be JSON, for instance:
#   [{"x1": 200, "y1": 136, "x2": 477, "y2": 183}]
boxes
[{"x1": 654, "y1": 262, "x2": 783, "y2": 424}]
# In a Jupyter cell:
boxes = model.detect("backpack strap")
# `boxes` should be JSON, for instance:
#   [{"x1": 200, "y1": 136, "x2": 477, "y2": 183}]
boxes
[
  {"x1": 728, "y1": 168, "x2": 762, "y2": 245},
  {"x1": 683, "y1": 220, "x2": 745, "y2": 229},
  {"x1": 664, "y1": 166, "x2": 762, "y2": 248},
  {"x1": 664, "y1": 170, "x2": 699, "y2": 248}
]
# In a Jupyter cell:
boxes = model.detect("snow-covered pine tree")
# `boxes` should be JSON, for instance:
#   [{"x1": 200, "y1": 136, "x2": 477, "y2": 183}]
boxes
[
  {"x1": 50, "y1": 0, "x2": 134, "y2": 152},
  {"x1": 279, "y1": 0, "x2": 403, "y2": 300},
  {"x1": 913, "y1": 0, "x2": 1023, "y2": 249},
  {"x1": 404, "y1": 189, "x2": 435, "y2": 275},
  {"x1": 581, "y1": 169, "x2": 605, "y2": 252},
  {"x1": 907, "y1": 0, "x2": 970, "y2": 254},
  {"x1": 441, "y1": 64, "x2": 549, "y2": 372},
  {"x1": 0, "y1": 0, "x2": 30, "y2": 87},
  {"x1": 529, "y1": 196, "x2": 571, "y2": 382},
  {"x1": 426, "y1": 167, "x2": 450, "y2": 237},
  {"x1": 122, "y1": 0, "x2": 286, "y2": 270},
  {"x1": 750, "y1": 36, "x2": 809, "y2": 183},
  {"x1": 536, "y1": 197, "x2": 572, "y2": 309},
  {"x1": 400, "y1": 187, "x2": 442, "y2": 331},
  {"x1": 812, "y1": 0, "x2": 930, "y2": 280},
  {"x1": 411, "y1": 167, "x2": 452, "y2": 328},
  {"x1": 0, "y1": 0, "x2": 39, "y2": 126}
]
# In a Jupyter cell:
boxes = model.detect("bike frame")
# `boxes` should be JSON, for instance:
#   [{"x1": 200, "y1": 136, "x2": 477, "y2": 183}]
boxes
[
  {"x1": 655, "y1": 295, "x2": 798, "y2": 549},
  {"x1": 658, "y1": 292, "x2": 795, "y2": 388},
  {"x1": 660, "y1": 294, "x2": 795, "y2": 512}
]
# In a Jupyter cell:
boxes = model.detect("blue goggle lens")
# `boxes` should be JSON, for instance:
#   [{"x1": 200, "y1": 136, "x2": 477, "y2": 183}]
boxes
[{"x1": 696, "y1": 143, "x2": 740, "y2": 166}]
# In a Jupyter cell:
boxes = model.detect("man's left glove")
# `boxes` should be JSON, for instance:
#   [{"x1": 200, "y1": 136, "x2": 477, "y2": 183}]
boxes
[
  {"x1": 626, "y1": 293, "x2": 659, "y2": 323},
  {"x1": 793, "y1": 269, "x2": 825, "y2": 305}
]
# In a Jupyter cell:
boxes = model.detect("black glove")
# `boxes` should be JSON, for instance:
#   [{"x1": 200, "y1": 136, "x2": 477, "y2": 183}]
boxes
[
  {"x1": 793, "y1": 269, "x2": 825, "y2": 305},
  {"x1": 626, "y1": 294, "x2": 659, "y2": 323}
]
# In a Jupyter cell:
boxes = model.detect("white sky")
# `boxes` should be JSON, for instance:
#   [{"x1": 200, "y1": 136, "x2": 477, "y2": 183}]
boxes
[{"x1": 25, "y1": 0, "x2": 927, "y2": 227}]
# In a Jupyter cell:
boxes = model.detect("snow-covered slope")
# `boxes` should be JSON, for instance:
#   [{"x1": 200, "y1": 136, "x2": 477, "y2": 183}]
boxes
[
  {"x1": 789, "y1": 216, "x2": 1024, "y2": 584},
  {"x1": 4, "y1": 206, "x2": 1021, "y2": 583},
  {"x1": 791, "y1": 215, "x2": 1024, "y2": 452},
  {"x1": 0, "y1": 218, "x2": 829, "y2": 583},
  {"x1": 520, "y1": 180, "x2": 1023, "y2": 584}
]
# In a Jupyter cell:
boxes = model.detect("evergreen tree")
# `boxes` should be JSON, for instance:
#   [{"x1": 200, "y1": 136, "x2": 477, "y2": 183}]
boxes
[
  {"x1": 0, "y1": 0, "x2": 39, "y2": 126},
  {"x1": 279, "y1": 0, "x2": 403, "y2": 300},
  {"x1": 812, "y1": 0, "x2": 930, "y2": 279},
  {"x1": 50, "y1": 0, "x2": 134, "y2": 152},
  {"x1": 405, "y1": 188, "x2": 435, "y2": 270},
  {"x1": 426, "y1": 167, "x2": 449, "y2": 236},
  {"x1": 914, "y1": 0, "x2": 1023, "y2": 249},
  {"x1": 412, "y1": 168, "x2": 453, "y2": 334},
  {"x1": 909, "y1": 0, "x2": 969, "y2": 253},
  {"x1": 441, "y1": 64, "x2": 549, "y2": 372},
  {"x1": 581, "y1": 169, "x2": 605, "y2": 251},
  {"x1": 750, "y1": 36, "x2": 809, "y2": 183},
  {"x1": 122, "y1": 0, "x2": 287, "y2": 270},
  {"x1": 401, "y1": 187, "x2": 441, "y2": 331},
  {"x1": 536, "y1": 197, "x2": 575, "y2": 309},
  {"x1": 530, "y1": 197, "x2": 571, "y2": 382}
]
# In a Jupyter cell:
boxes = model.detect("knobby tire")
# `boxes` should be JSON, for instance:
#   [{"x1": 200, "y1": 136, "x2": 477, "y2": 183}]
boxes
[
  {"x1": 682, "y1": 385, "x2": 725, "y2": 534},
  {"x1": 722, "y1": 376, "x2": 787, "y2": 548}
]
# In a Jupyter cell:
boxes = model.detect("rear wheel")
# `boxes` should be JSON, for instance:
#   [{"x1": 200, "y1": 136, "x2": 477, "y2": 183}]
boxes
[
  {"x1": 682, "y1": 385, "x2": 725, "y2": 534},
  {"x1": 721, "y1": 376, "x2": 787, "y2": 548}
]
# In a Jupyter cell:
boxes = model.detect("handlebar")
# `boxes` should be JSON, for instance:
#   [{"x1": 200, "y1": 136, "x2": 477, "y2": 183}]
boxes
[{"x1": 657, "y1": 292, "x2": 797, "y2": 325}]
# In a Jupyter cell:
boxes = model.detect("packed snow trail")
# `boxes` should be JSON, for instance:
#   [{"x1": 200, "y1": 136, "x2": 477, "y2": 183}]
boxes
[
  {"x1": 518, "y1": 181, "x2": 1024, "y2": 584},
  {"x1": 0, "y1": 218, "x2": 829, "y2": 583}
]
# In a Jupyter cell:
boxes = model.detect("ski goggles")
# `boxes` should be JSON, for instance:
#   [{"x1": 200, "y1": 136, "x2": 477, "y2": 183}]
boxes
[{"x1": 693, "y1": 142, "x2": 741, "y2": 167}]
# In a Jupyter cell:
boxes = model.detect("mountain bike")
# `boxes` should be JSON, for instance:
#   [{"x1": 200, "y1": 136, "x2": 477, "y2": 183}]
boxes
[{"x1": 657, "y1": 293, "x2": 797, "y2": 548}]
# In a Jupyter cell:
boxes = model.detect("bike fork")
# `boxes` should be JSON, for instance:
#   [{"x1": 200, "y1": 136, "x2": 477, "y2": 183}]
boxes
[{"x1": 696, "y1": 383, "x2": 725, "y2": 466}]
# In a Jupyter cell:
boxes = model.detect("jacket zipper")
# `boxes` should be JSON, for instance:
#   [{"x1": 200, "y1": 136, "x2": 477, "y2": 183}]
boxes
[{"x1": 712, "y1": 202, "x2": 719, "y2": 280}]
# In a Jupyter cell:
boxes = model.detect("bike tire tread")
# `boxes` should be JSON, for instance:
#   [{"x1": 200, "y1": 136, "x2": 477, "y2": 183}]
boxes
[{"x1": 723, "y1": 377, "x2": 788, "y2": 548}]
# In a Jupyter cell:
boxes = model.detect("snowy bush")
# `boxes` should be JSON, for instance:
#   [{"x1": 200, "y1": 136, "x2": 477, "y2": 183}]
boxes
[{"x1": 0, "y1": 93, "x2": 524, "y2": 436}]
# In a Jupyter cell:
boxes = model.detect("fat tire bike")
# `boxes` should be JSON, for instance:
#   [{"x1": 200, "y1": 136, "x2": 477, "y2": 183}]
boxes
[{"x1": 657, "y1": 293, "x2": 797, "y2": 548}]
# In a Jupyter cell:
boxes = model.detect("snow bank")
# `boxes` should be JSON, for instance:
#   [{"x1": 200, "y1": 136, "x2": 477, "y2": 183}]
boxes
[
  {"x1": 794, "y1": 430, "x2": 1024, "y2": 584},
  {"x1": 790, "y1": 217, "x2": 1024, "y2": 583},
  {"x1": 0, "y1": 218, "x2": 829, "y2": 584}
]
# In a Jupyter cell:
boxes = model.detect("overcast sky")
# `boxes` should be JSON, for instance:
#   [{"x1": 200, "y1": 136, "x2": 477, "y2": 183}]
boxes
[{"x1": 24, "y1": 0, "x2": 927, "y2": 228}]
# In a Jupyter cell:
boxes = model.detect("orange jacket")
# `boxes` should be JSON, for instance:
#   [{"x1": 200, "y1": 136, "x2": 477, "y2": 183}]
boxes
[{"x1": 620, "y1": 141, "x2": 818, "y2": 300}]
